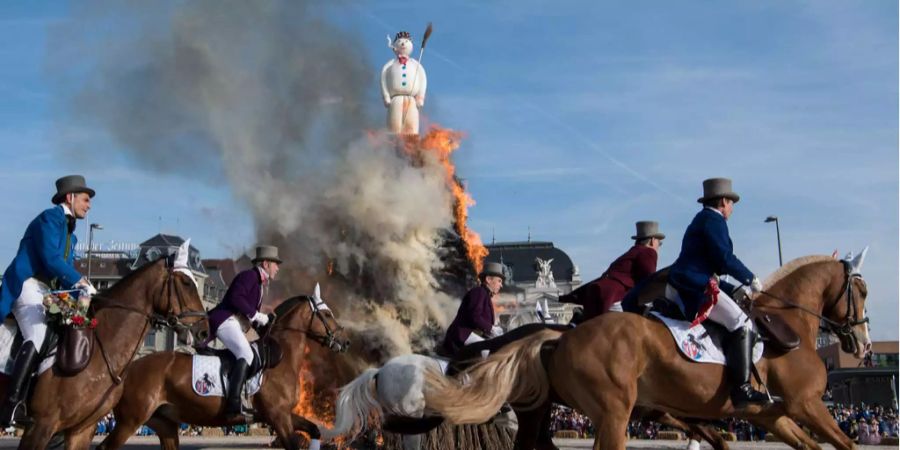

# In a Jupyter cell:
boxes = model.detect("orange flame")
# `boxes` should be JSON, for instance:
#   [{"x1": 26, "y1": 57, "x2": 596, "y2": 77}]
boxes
[
  {"x1": 413, "y1": 126, "x2": 489, "y2": 273},
  {"x1": 293, "y1": 346, "x2": 333, "y2": 425}
]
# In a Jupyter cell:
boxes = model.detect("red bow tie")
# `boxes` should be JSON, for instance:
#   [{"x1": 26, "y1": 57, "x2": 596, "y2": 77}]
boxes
[{"x1": 398, "y1": 56, "x2": 408, "y2": 65}]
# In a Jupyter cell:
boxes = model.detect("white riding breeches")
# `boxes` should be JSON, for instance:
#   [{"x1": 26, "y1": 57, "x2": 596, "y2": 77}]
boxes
[
  {"x1": 707, "y1": 290, "x2": 751, "y2": 332},
  {"x1": 666, "y1": 284, "x2": 750, "y2": 332},
  {"x1": 13, "y1": 278, "x2": 50, "y2": 350},
  {"x1": 217, "y1": 316, "x2": 254, "y2": 364}
]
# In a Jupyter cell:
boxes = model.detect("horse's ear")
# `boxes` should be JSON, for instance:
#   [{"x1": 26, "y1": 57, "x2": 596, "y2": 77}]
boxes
[
  {"x1": 173, "y1": 238, "x2": 198, "y2": 287},
  {"x1": 314, "y1": 283, "x2": 322, "y2": 301},
  {"x1": 850, "y1": 246, "x2": 869, "y2": 274}
]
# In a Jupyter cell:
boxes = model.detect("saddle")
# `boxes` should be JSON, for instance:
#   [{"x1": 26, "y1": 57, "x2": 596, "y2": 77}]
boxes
[
  {"x1": 645, "y1": 298, "x2": 800, "y2": 352},
  {"x1": 195, "y1": 336, "x2": 283, "y2": 381}
]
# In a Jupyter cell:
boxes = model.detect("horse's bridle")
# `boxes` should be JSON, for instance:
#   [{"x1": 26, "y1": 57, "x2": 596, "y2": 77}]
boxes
[
  {"x1": 822, "y1": 260, "x2": 869, "y2": 353},
  {"x1": 272, "y1": 296, "x2": 348, "y2": 353},
  {"x1": 759, "y1": 260, "x2": 867, "y2": 353},
  {"x1": 91, "y1": 266, "x2": 208, "y2": 383}
]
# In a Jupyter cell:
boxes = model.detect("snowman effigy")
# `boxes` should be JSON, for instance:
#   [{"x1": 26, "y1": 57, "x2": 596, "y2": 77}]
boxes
[{"x1": 381, "y1": 30, "x2": 428, "y2": 135}]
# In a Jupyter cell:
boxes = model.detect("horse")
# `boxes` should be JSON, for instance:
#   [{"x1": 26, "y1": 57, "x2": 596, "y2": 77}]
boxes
[
  {"x1": 325, "y1": 322, "x2": 727, "y2": 450},
  {"x1": 5, "y1": 246, "x2": 209, "y2": 449},
  {"x1": 97, "y1": 289, "x2": 350, "y2": 450},
  {"x1": 424, "y1": 251, "x2": 872, "y2": 450}
]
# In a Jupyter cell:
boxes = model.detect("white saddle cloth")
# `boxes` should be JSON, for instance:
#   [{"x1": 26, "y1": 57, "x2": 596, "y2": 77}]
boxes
[
  {"x1": 191, "y1": 352, "x2": 264, "y2": 397},
  {"x1": 651, "y1": 312, "x2": 763, "y2": 365},
  {"x1": 0, "y1": 319, "x2": 57, "y2": 375}
]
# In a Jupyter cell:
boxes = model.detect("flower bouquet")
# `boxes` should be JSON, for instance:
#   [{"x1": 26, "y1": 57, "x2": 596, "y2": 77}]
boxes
[{"x1": 43, "y1": 290, "x2": 98, "y2": 329}]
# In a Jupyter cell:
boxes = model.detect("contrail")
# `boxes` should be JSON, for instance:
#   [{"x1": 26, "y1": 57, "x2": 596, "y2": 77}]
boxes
[{"x1": 357, "y1": 6, "x2": 690, "y2": 205}]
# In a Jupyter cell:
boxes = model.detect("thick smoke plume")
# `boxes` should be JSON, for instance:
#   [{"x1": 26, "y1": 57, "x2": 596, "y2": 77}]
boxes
[{"x1": 48, "y1": 1, "x2": 468, "y2": 363}]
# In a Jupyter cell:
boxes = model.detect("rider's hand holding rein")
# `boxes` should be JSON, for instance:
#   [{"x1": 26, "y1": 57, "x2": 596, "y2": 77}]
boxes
[
  {"x1": 251, "y1": 311, "x2": 270, "y2": 327},
  {"x1": 76, "y1": 278, "x2": 97, "y2": 296}
]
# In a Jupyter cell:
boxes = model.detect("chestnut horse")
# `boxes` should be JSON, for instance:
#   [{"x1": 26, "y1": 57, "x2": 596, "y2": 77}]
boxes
[
  {"x1": 9, "y1": 253, "x2": 209, "y2": 449},
  {"x1": 426, "y1": 252, "x2": 872, "y2": 450},
  {"x1": 98, "y1": 293, "x2": 350, "y2": 450}
]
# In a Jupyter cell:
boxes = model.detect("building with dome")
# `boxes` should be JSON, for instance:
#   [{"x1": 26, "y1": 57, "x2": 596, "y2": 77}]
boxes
[{"x1": 484, "y1": 240, "x2": 582, "y2": 328}]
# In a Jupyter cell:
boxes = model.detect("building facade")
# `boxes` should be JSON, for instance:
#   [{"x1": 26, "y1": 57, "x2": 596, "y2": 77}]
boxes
[
  {"x1": 484, "y1": 240, "x2": 582, "y2": 328},
  {"x1": 818, "y1": 340, "x2": 899, "y2": 406}
]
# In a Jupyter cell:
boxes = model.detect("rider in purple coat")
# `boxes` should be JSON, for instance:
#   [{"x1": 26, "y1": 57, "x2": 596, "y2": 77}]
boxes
[
  {"x1": 206, "y1": 245, "x2": 281, "y2": 419},
  {"x1": 441, "y1": 262, "x2": 505, "y2": 357}
]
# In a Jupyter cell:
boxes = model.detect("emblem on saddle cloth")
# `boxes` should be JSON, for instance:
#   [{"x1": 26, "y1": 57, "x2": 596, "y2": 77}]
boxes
[
  {"x1": 652, "y1": 313, "x2": 764, "y2": 365},
  {"x1": 191, "y1": 353, "x2": 264, "y2": 398}
]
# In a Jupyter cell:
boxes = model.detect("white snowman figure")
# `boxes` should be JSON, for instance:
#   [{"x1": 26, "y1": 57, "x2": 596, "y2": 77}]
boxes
[{"x1": 381, "y1": 31, "x2": 427, "y2": 135}]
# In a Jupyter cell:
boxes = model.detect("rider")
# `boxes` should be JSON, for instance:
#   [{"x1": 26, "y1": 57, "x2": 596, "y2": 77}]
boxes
[
  {"x1": 561, "y1": 221, "x2": 664, "y2": 321},
  {"x1": 668, "y1": 177, "x2": 768, "y2": 408},
  {"x1": 0, "y1": 175, "x2": 98, "y2": 426},
  {"x1": 207, "y1": 245, "x2": 280, "y2": 419},
  {"x1": 440, "y1": 262, "x2": 505, "y2": 358}
]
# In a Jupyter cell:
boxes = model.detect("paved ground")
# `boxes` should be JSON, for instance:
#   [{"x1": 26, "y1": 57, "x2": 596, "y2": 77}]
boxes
[{"x1": 0, "y1": 436, "x2": 887, "y2": 449}]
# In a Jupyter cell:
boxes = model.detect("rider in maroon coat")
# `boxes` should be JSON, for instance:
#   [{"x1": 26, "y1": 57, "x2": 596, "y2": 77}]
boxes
[
  {"x1": 562, "y1": 221, "x2": 664, "y2": 321},
  {"x1": 441, "y1": 262, "x2": 505, "y2": 357}
]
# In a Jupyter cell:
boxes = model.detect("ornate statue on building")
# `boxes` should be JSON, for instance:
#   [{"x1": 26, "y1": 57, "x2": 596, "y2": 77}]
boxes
[
  {"x1": 381, "y1": 29, "x2": 430, "y2": 135},
  {"x1": 534, "y1": 257, "x2": 556, "y2": 289}
]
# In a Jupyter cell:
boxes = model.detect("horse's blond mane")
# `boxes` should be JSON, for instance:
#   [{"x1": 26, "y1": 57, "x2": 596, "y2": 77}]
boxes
[{"x1": 763, "y1": 255, "x2": 835, "y2": 289}]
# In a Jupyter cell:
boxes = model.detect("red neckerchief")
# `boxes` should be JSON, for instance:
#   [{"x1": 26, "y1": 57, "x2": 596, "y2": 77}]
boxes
[{"x1": 398, "y1": 55, "x2": 408, "y2": 65}]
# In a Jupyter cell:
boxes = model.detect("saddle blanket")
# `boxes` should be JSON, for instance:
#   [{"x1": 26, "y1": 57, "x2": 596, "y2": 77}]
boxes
[
  {"x1": 191, "y1": 354, "x2": 264, "y2": 397},
  {"x1": 0, "y1": 320, "x2": 55, "y2": 375},
  {"x1": 651, "y1": 312, "x2": 763, "y2": 365}
]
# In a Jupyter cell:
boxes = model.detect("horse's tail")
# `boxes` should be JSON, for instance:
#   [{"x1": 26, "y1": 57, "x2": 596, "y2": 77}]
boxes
[
  {"x1": 423, "y1": 328, "x2": 562, "y2": 424},
  {"x1": 322, "y1": 367, "x2": 381, "y2": 442}
]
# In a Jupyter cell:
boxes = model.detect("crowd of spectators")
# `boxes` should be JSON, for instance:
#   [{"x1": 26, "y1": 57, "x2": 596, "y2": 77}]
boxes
[
  {"x1": 90, "y1": 414, "x2": 262, "y2": 438},
  {"x1": 548, "y1": 403, "x2": 899, "y2": 443},
  {"x1": 830, "y1": 403, "x2": 898, "y2": 445}
]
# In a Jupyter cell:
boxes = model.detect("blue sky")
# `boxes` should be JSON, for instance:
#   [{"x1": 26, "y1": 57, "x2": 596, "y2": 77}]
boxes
[{"x1": 0, "y1": 1, "x2": 896, "y2": 339}]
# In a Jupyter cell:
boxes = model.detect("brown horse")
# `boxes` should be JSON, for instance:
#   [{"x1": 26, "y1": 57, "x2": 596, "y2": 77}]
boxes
[
  {"x1": 425, "y1": 253, "x2": 872, "y2": 450},
  {"x1": 8, "y1": 254, "x2": 209, "y2": 449},
  {"x1": 97, "y1": 293, "x2": 350, "y2": 450}
]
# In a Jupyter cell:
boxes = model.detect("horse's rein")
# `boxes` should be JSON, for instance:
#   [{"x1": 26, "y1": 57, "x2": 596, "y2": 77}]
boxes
[
  {"x1": 89, "y1": 269, "x2": 202, "y2": 384},
  {"x1": 755, "y1": 260, "x2": 867, "y2": 333},
  {"x1": 268, "y1": 296, "x2": 345, "y2": 351}
]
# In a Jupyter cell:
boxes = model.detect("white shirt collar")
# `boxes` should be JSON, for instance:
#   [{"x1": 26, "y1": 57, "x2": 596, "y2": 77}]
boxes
[
  {"x1": 60, "y1": 204, "x2": 74, "y2": 217},
  {"x1": 704, "y1": 206, "x2": 724, "y2": 217}
]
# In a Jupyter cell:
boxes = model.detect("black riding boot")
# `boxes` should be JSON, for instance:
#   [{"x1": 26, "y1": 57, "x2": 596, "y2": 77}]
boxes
[
  {"x1": 726, "y1": 327, "x2": 769, "y2": 408},
  {"x1": 224, "y1": 359, "x2": 250, "y2": 418},
  {"x1": 0, "y1": 341, "x2": 38, "y2": 427}
]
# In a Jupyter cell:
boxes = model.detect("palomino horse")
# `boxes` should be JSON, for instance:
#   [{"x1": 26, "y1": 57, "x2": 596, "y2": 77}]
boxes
[
  {"x1": 8, "y1": 248, "x2": 209, "y2": 449},
  {"x1": 98, "y1": 292, "x2": 350, "y2": 450},
  {"x1": 325, "y1": 322, "x2": 726, "y2": 450},
  {"x1": 425, "y1": 252, "x2": 872, "y2": 450}
]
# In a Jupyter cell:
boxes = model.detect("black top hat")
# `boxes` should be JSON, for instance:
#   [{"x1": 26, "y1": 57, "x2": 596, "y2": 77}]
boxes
[
  {"x1": 252, "y1": 245, "x2": 283, "y2": 264},
  {"x1": 52, "y1": 175, "x2": 95, "y2": 205},
  {"x1": 697, "y1": 177, "x2": 740, "y2": 203},
  {"x1": 394, "y1": 31, "x2": 411, "y2": 41},
  {"x1": 631, "y1": 221, "x2": 665, "y2": 240}
]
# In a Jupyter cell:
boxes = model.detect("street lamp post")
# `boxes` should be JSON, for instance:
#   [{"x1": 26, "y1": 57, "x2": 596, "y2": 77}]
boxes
[
  {"x1": 87, "y1": 223, "x2": 103, "y2": 282},
  {"x1": 764, "y1": 216, "x2": 783, "y2": 267}
]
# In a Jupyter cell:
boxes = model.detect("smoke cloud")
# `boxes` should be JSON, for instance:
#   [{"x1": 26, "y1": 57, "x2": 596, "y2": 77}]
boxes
[{"x1": 48, "y1": 1, "x2": 465, "y2": 360}]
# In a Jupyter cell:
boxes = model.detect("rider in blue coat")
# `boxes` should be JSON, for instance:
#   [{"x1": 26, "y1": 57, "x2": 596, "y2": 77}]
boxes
[
  {"x1": 0, "y1": 175, "x2": 97, "y2": 425},
  {"x1": 668, "y1": 178, "x2": 769, "y2": 408}
]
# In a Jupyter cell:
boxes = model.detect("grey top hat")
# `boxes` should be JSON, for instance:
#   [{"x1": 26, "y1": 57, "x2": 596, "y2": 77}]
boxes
[
  {"x1": 697, "y1": 177, "x2": 740, "y2": 203},
  {"x1": 252, "y1": 245, "x2": 283, "y2": 264},
  {"x1": 52, "y1": 175, "x2": 95, "y2": 205},
  {"x1": 480, "y1": 261, "x2": 506, "y2": 281},
  {"x1": 632, "y1": 221, "x2": 665, "y2": 240}
]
